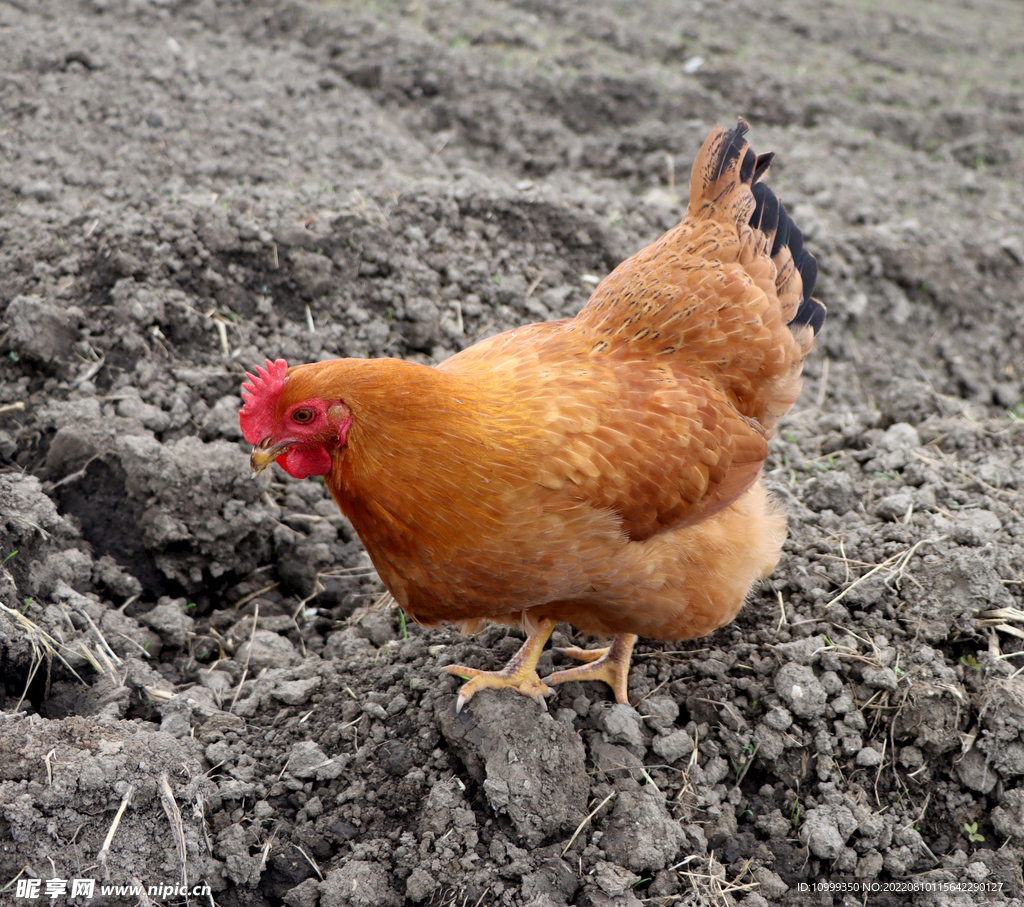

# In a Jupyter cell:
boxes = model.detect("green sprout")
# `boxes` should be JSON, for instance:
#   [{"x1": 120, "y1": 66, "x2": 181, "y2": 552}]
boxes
[{"x1": 790, "y1": 799, "x2": 803, "y2": 831}]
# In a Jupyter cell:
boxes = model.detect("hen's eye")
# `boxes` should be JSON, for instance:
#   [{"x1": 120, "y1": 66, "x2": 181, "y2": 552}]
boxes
[{"x1": 292, "y1": 409, "x2": 315, "y2": 424}]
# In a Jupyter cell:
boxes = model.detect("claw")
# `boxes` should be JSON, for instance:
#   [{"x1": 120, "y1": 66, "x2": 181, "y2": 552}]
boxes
[
  {"x1": 446, "y1": 663, "x2": 553, "y2": 711},
  {"x1": 547, "y1": 633, "x2": 638, "y2": 705},
  {"x1": 444, "y1": 618, "x2": 558, "y2": 711}
]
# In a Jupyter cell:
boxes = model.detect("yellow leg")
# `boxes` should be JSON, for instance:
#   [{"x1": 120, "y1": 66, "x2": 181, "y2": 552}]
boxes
[
  {"x1": 445, "y1": 618, "x2": 558, "y2": 713},
  {"x1": 546, "y1": 633, "x2": 638, "y2": 705}
]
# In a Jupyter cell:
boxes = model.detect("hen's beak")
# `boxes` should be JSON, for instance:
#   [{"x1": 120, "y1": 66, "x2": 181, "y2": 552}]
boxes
[{"x1": 250, "y1": 438, "x2": 293, "y2": 478}]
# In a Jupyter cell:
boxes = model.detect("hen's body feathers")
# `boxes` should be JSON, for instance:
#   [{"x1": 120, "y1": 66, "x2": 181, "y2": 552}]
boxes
[
  {"x1": 242, "y1": 119, "x2": 824, "y2": 704},
  {"x1": 292, "y1": 119, "x2": 819, "y2": 639}
]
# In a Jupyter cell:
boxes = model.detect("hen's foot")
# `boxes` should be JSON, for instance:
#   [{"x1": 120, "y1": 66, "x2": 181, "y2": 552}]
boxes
[
  {"x1": 446, "y1": 617, "x2": 557, "y2": 713},
  {"x1": 547, "y1": 633, "x2": 638, "y2": 705}
]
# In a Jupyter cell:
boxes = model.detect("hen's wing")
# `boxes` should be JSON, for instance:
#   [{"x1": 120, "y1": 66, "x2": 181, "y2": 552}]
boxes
[
  {"x1": 520, "y1": 341, "x2": 770, "y2": 542},
  {"x1": 445, "y1": 318, "x2": 770, "y2": 543},
  {"x1": 551, "y1": 380, "x2": 770, "y2": 543}
]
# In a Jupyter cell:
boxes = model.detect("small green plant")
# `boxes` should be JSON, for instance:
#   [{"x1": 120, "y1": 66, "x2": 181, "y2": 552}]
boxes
[
  {"x1": 8, "y1": 351, "x2": 19, "y2": 363},
  {"x1": 21, "y1": 597, "x2": 33, "y2": 614},
  {"x1": 963, "y1": 821, "x2": 984, "y2": 843},
  {"x1": 790, "y1": 798, "x2": 803, "y2": 831},
  {"x1": 183, "y1": 602, "x2": 197, "y2": 612},
  {"x1": 959, "y1": 654, "x2": 980, "y2": 670},
  {"x1": 398, "y1": 609, "x2": 409, "y2": 639},
  {"x1": 2, "y1": 550, "x2": 17, "y2": 566},
  {"x1": 805, "y1": 455, "x2": 836, "y2": 473},
  {"x1": 973, "y1": 141, "x2": 987, "y2": 173}
]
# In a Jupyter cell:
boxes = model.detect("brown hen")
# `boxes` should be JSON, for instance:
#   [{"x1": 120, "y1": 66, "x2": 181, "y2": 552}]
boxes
[{"x1": 240, "y1": 118, "x2": 824, "y2": 711}]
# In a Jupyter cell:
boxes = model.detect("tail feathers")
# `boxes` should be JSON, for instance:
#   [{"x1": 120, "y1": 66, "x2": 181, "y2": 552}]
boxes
[
  {"x1": 708, "y1": 117, "x2": 827, "y2": 337},
  {"x1": 691, "y1": 118, "x2": 826, "y2": 434},
  {"x1": 712, "y1": 117, "x2": 753, "y2": 182},
  {"x1": 753, "y1": 151, "x2": 774, "y2": 184},
  {"x1": 749, "y1": 157, "x2": 825, "y2": 335},
  {"x1": 578, "y1": 118, "x2": 824, "y2": 370},
  {"x1": 751, "y1": 181, "x2": 780, "y2": 238},
  {"x1": 691, "y1": 119, "x2": 758, "y2": 225},
  {"x1": 792, "y1": 269, "x2": 825, "y2": 334}
]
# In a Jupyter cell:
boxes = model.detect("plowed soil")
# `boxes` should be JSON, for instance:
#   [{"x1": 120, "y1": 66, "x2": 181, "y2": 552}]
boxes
[{"x1": 2, "y1": 1, "x2": 1024, "y2": 906}]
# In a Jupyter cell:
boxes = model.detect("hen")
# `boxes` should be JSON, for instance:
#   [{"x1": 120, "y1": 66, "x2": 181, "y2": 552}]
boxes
[{"x1": 240, "y1": 118, "x2": 824, "y2": 711}]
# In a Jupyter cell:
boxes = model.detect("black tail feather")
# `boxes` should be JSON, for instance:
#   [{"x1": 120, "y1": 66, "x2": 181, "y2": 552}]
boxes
[
  {"x1": 792, "y1": 266, "x2": 825, "y2": 333},
  {"x1": 771, "y1": 211, "x2": 793, "y2": 258},
  {"x1": 753, "y1": 151, "x2": 774, "y2": 183},
  {"x1": 739, "y1": 146, "x2": 757, "y2": 185},
  {"x1": 784, "y1": 217, "x2": 804, "y2": 264},
  {"x1": 745, "y1": 132, "x2": 823, "y2": 334},
  {"x1": 710, "y1": 118, "x2": 824, "y2": 334},
  {"x1": 751, "y1": 182, "x2": 779, "y2": 236}
]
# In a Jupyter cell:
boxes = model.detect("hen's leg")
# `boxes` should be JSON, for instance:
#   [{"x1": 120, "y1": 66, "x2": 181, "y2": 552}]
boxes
[
  {"x1": 546, "y1": 633, "x2": 637, "y2": 705},
  {"x1": 446, "y1": 618, "x2": 557, "y2": 713}
]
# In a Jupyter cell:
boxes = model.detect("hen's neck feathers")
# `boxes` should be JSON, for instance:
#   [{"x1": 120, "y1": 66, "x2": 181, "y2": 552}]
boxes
[
  {"x1": 285, "y1": 357, "x2": 530, "y2": 566},
  {"x1": 285, "y1": 354, "x2": 515, "y2": 473}
]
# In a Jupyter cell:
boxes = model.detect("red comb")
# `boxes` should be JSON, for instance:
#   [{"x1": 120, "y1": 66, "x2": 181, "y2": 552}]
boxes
[{"x1": 239, "y1": 359, "x2": 289, "y2": 444}]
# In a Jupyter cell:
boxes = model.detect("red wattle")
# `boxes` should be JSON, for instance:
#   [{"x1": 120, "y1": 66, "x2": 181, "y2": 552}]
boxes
[{"x1": 277, "y1": 446, "x2": 332, "y2": 479}]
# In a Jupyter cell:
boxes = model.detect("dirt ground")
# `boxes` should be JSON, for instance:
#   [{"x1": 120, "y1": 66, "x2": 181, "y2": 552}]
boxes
[{"x1": 2, "y1": 0, "x2": 1024, "y2": 905}]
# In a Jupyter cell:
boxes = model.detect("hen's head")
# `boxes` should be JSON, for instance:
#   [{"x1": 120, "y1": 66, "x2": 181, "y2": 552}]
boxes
[{"x1": 239, "y1": 359, "x2": 352, "y2": 479}]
